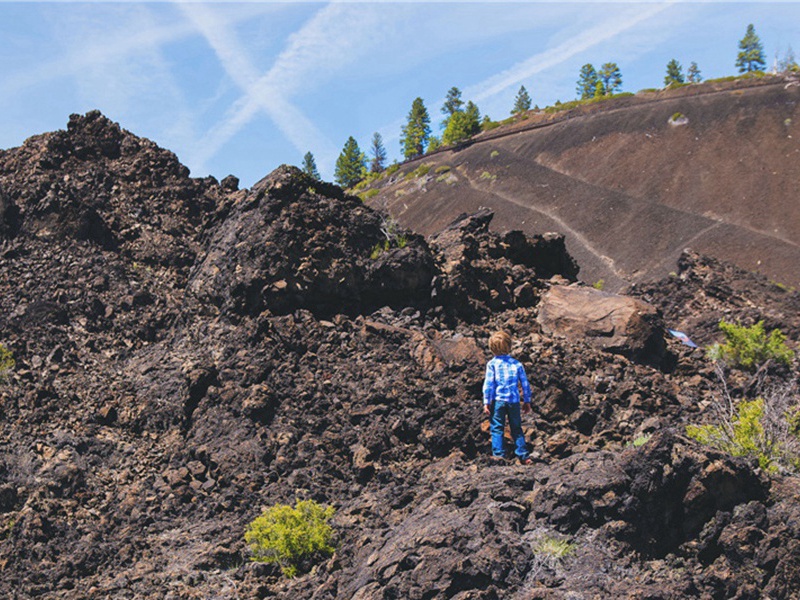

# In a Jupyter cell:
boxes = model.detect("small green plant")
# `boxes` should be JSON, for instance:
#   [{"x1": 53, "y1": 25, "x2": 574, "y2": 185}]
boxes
[
  {"x1": 370, "y1": 240, "x2": 390, "y2": 259},
  {"x1": 687, "y1": 398, "x2": 777, "y2": 471},
  {"x1": 434, "y1": 165, "x2": 451, "y2": 174},
  {"x1": 671, "y1": 112, "x2": 685, "y2": 121},
  {"x1": 245, "y1": 499, "x2": 336, "y2": 578},
  {"x1": 479, "y1": 171, "x2": 496, "y2": 181},
  {"x1": 490, "y1": 150, "x2": 499, "y2": 158},
  {"x1": 405, "y1": 163, "x2": 431, "y2": 180},
  {"x1": 534, "y1": 535, "x2": 576, "y2": 560},
  {"x1": 592, "y1": 279, "x2": 605, "y2": 291},
  {"x1": 632, "y1": 434, "x2": 651, "y2": 447},
  {"x1": 384, "y1": 163, "x2": 400, "y2": 177},
  {"x1": 0, "y1": 344, "x2": 14, "y2": 384},
  {"x1": 706, "y1": 320, "x2": 794, "y2": 371},
  {"x1": 358, "y1": 188, "x2": 379, "y2": 202}
]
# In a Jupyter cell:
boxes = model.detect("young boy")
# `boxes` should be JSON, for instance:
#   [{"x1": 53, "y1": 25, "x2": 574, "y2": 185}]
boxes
[{"x1": 482, "y1": 330, "x2": 532, "y2": 464}]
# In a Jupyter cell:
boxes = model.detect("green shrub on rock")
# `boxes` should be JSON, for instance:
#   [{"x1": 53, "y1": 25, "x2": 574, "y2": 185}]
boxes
[
  {"x1": 0, "y1": 344, "x2": 14, "y2": 384},
  {"x1": 245, "y1": 499, "x2": 336, "y2": 578},
  {"x1": 706, "y1": 320, "x2": 793, "y2": 371}
]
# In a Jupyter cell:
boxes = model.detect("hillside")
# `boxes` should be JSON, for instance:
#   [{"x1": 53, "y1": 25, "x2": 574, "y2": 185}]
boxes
[
  {"x1": 366, "y1": 75, "x2": 800, "y2": 292},
  {"x1": 0, "y1": 112, "x2": 799, "y2": 599}
]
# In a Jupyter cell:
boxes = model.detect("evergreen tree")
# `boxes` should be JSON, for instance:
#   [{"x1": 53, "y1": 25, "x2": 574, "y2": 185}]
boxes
[
  {"x1": 301, "y1": 152, "x2": 320, "y2": 179},
  {"x1": 334, "y1": 136, "x2": 365, "y2": 189},
  {"x1": 736, "y1": 24, "x2": 766, "y2": 73},
  {"x1": 664, "y1": 59, "x2": 685, "y2": 86},
  {"x1": 369, "y1": 132, "x2": 387, "y2": 174},
  {"x1": 441, "y1": 87, "x2": 464, "y2": 117},
  {"x1": 427, "y1": 136, "x2": 442, "y2": 153},
  {"x1": 401, "y1": 97, "x2": 431, "y2": 160},
  {"x1": 511, "y1": 85, "x2": 532, "y2": 115},
  {"x1": 599, "y1": 62, "x2": 622, "y2": 95},
  {"x1": 687, "y1": 61, "x2": 703, "y2": 83},
  {"x1": 593, "y1": 81, "x2": 605, "y2": 98},
  {"x1": 577, "y1": 64, "x2": 599, "y2": 99},
  {"x1": 442, "y1": 101, "x2": 481, "y2": 146}
]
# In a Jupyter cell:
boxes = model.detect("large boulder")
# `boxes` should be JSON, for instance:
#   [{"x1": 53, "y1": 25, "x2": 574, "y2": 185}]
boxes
[{"x1": 537, "y1": 284, "x2": 666, "y2": 364}]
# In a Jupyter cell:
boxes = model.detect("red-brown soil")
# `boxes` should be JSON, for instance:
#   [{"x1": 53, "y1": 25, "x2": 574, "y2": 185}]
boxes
[{"x1": 368, "y1": 75, "x2": 800, "y2": 292}]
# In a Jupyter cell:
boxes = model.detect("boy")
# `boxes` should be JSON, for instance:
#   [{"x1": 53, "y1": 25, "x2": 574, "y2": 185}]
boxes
[{"x1": 482, "y1": 330, "x2": 532, "y2": 464}]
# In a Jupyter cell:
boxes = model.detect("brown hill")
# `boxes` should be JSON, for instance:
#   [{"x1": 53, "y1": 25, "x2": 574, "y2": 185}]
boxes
[{"x1": 367, "y1": 75, "x2": 800, "y2": 292}]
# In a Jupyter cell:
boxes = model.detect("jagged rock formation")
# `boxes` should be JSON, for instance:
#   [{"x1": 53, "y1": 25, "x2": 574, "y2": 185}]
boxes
[{"x1": 0, "y1": 113, "x2": 799, "y2": 599}]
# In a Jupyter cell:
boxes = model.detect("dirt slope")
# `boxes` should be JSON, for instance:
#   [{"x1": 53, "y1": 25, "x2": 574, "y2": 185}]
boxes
[{"x1": 368, "y1": 75, "x2": 800, "y2": 291}]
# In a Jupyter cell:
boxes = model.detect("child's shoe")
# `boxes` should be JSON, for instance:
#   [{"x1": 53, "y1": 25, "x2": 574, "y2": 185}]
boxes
[{"x1": 518, "y1": 456, "x2": 532, "y2": 465}]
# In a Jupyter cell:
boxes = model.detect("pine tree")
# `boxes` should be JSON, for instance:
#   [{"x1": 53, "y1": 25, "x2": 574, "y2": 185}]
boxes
[
  {"x1": 576, "y1": 64, "x2": 599, "y2": 99},
  {"x1": 442, "y1": 101, "x2": 481, "y2": 146},
  {"x1": 593, "y1": 81, "x2": 605, "y2": 98},
  {"x1": 441, "y1": 87, "x2": 464, "y2": 117},
  {"x1": 427, "y1": 136, "x2": 442, "y2": 153},
  {"x1": 599, "y1": 62, "x2": 622, "y2": 95},
  {"x1": 736, "y1": 24, "x2": 766, "y2": 73},
  {"x1": 401, "y1": 97, "x2": 431, "y2": 160},
  {"x1": 301, "y1": 152, "x2": 320, "y2": 179},
  {"x1": 334, "y1": 136, "x2": 365, "y2": 189},
  {"x1": 511, "y1": 85, "x2": 532, "y2": 115},
  {"x1": 664, "y1": 59, "x2": 685, "y2": 87},
  {"x1": 369, "y1": 132, "x2": 387, "y2": 174},
  {"x1": 687, "y1": 61, "x2": 703, "y2": 83}
]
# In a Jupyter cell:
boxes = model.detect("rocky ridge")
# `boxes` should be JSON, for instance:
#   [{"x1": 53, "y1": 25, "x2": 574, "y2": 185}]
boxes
[{"x1": 0, "y1": 113, "x2": 798, "y2": 599}]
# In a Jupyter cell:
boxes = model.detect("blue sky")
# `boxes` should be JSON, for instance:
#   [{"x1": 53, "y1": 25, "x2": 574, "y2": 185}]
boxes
[{"x1": 1, "y1": 1, "x2": 799, "y2": 186}]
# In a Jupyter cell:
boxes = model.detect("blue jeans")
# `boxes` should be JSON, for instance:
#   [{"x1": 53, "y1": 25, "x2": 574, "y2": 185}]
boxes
[{"x1": 490, "y1": 402, "x2": 529, "y2": 458}]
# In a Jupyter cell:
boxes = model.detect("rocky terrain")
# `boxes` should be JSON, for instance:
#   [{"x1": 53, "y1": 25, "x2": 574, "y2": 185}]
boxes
[{"x1": 0, "y1": 112, "x2": 799, "y2": 599}]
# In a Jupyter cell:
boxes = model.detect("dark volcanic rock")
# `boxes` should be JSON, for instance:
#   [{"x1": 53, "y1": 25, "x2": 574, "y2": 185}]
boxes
[
  {"x1": 430, "y1": 209, "x2": 578, "y2": 322},
  {"x1": 189, "y1": 165, "x2": 435, "y2": 318},
  {"x1": 0, "y1": 113, "x2": 798, "y2": 600}
]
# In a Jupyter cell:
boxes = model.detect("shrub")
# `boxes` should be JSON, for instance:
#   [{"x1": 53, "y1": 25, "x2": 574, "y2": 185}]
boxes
[
  {"x1": 534, "y1": 535, "x2": 576, "y2": 560},
  {"x1": 358, "y1": 188, "x2": 379, "y2": 202},
  {"x1": 490, "y1": 150, "x2": 499, "y2": 158},
  {"x1": 706, "y1": 320, "x2": 794, "y2": 371},
  {"x1": 479, "y1": 171, "x2": 496, "y2": 181},
  {"x1": 632, "y1": 434, "x2": 651, "y2": 447},
  {"x1": 245, "y1": 499, "x2": 336, "y2": 578},
  {"x1": 405, "y1": 163, "x2": 431, "y2": 180},
  {"x1": 384, "y1": 163, "x2": 400, "y2": 177},
  {"x1": 434, "y1": 165, "x2": 451, "y2": 174},
  {"x1": 0, "y1": 344, "x2": 14, "y2": 384},
  {"x1": 687, "y1": 398, "x2": 778, "y2": 471},
  {"x1": 592, "y1": 279, "x2": 604, "y2": 291}
]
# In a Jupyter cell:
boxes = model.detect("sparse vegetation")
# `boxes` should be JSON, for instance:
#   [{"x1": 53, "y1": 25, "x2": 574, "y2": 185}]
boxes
[
  {"x1": 384, "y1": 163, "x2": 400, "y2": 177},
  {"x1": 0, "y1": 344, "x2": 14, "y2": 384},
  {"x1": 534, "y1": 535, "x2": 576, "y2": 560},
  {"x1": 687, "y1": 365, "x2": 800, "y2": 473},
  {"x1": 479, "y1": 171, "x2": 496, "y2": 181},
  {"x1": 632, "y1": 434, "x2": 651, "y2": 447},
  {"x1": 434, "y1": 165, "x2": 451, "y2": 174},
  {"x1": 490, "y1": 150, "x2": 499, "y2": 158},
  {"x1": 245, "y1": 499, "x2": 336, "y2": 578},
  {"x1": 358, "y1": 188, "x2": 379, "y2": 202},
  {"x1": 706, "y1": 320, "x2": 794, "y2": 371},
  {"x1": 592, "y1": 279, "x2": 605, "y2": 290},
  {"x1": 406, "y1": 163, "x2": 432, "y2": 180}
]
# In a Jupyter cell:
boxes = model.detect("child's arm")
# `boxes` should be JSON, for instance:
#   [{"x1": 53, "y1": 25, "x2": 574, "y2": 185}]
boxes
[
  {"x1": 519, "y1": 363, "x2": 533, "y2": 414},
  {"x1": 482, "y1": 361, "x2": 495, "y2": 416}
]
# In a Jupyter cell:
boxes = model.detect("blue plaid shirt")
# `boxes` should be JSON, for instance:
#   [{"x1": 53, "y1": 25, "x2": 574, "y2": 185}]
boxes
[{"x1": 483, "y1": 355, "x2": 532, "y2": 405}]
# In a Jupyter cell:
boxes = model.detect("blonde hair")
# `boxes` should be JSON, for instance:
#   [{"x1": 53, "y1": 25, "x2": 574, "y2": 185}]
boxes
[{"x1": 488, "y1": 330, "x2": 512, "y2": 356}]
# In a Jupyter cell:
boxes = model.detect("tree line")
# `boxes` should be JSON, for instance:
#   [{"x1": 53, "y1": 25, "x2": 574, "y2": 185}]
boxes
[{"x1": 301, "y1": 23, "x2": 796, "y2": 188}]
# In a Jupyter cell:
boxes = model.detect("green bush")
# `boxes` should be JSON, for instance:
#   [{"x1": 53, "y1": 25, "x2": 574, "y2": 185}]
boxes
[
  {"x1": 434, "y1": 165, "x2": 451, "y2": 174},
  {"x1": 479, "y1": 171, "x2": 496, "y2": 181},
  {"x1": 245, "y1": 499, "x2": 336, "y2": 577},
  {"x1": 405, "y1": 163, "x2": 431, "y2": 180},
  {"x1": 0, "y1": 344, "x2": 14, "y2": 384},
  {"x1": 358, "y1": 188, "x2": 379, "y2": 202},
  {"x1": 706, "y1": 320, "x2": 794, "y2": 370},
  {"x1": 490, "y1": 150, "x2": 499, "y2": 158},
  {"x1": 384, "y1": 163, "x2": 400, "y2": 177},
  {"x1": 592, "y1": 279, "x2": 604, "y2": 291},
  {"x1": 533, "y1": 535, "x2": 576, "y2": 560},
  {"x1": 687, "y1": 398, "x2": 778, "y2": 471}
]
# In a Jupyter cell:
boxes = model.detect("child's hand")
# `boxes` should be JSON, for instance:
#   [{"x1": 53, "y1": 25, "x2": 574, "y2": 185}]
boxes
[
  {"x1": 483, "y1": 404, "x2": 491, "y2": 416},
  {"x1": 522, "y1": 403, "x2": 532, "y2": 414}
]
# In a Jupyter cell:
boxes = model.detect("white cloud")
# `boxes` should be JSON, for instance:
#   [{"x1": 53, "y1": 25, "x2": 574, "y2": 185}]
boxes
[{"x1": 466, "y1": 3, "x2": 675, "y2": 103}]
